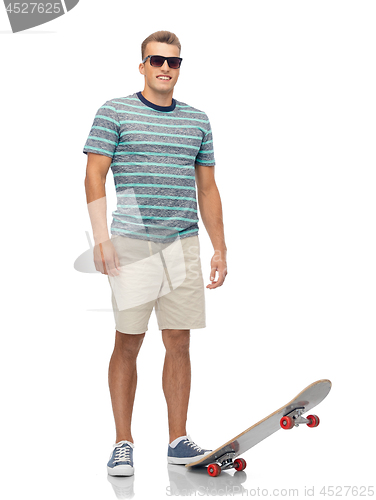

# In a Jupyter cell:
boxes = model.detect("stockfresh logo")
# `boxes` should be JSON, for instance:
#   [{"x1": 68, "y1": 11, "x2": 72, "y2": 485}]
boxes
[{"x1": 3, "y1": 0, "x2": 79, "y2": 33}]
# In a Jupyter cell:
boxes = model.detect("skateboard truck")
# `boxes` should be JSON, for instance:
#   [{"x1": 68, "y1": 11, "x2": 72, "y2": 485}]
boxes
[
  {"x1": 207, "y1": 452, "x2": 247, "y2": 477},
  {"x1": 280, "y1": 407, "x2": 320, "y2": 430}
]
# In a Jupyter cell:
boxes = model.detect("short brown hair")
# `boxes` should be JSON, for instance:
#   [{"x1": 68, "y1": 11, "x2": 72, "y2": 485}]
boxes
[{"x1": 141, "y1": 30, "x2": 181, "y2": 60}]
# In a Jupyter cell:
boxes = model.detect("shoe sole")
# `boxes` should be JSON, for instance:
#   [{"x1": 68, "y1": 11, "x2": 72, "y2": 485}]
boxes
[
  {"x1": 107, "y1": 464, "x2": 134, "y2": 476},
  {"x1": 168, "y1": 451, "x2": 212, "y2": 465}
]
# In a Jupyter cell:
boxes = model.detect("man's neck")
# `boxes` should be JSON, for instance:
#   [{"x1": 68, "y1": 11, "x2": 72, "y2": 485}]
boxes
[{"x1": 141, "y1": 88, "x2": 174, "y2": 107}]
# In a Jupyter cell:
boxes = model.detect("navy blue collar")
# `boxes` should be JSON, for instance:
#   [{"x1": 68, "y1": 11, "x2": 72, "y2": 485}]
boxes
[{"x1": 136, "y1": 91, "x2": 176, "y2": 112}]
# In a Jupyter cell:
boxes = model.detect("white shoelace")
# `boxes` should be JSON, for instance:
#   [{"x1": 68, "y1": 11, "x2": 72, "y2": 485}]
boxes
[
  {"x1": 183, "y1": 435, "x2": 203, "y2": 452},
  {"x1": 114, "y1": 443, "x2": 131, "y2": 462}
]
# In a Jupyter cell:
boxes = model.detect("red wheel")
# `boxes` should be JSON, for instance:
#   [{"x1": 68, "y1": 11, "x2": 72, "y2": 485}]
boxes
[
  {"x1": 207, "y1": 463, "x2": 221, "y2": 477},
  {"x1": 307, "y1": 414, "x2": 320, "y2": 427},
  {"x1": 234, "y1": 458, "x2": 247, "y2": 471},
  {"x1": 280, "y1": 416, "x2": 295, "y2": 429}
]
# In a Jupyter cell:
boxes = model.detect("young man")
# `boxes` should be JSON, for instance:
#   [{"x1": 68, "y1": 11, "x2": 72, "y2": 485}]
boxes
[{"x1": 83, "y1": 31, "x2": 227, "y2": 476}]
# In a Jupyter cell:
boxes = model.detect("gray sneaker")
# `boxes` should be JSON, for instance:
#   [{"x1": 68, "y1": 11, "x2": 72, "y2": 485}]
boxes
[
  {"x1": 107, "y1": 440, "x2": 134, "y2": 476},
  {"x1": 167, "y1": 435, "x2": 212, "y2": 465}
]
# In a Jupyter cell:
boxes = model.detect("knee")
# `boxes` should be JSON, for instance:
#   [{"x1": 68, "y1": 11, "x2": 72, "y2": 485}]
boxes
[
  {"x1": 162, "y1": 329, "x2": 190, "y2": 355},
  {"x1": 114, "y1": 330, "x2": 145, "y2": 358}
]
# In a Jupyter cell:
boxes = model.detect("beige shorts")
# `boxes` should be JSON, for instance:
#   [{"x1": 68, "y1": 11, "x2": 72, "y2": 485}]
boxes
[{"x1": 107, "y1": 234, "x2": 206, "y2": 334}]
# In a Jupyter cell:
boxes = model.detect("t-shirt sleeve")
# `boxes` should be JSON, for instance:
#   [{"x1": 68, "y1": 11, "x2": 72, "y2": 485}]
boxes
[
  {"x1": 83, "y1": 101, "x2": 120, "y2": 159},
  {"x1": 195, "y1": 115, "x2": 216, "y2": 167}
]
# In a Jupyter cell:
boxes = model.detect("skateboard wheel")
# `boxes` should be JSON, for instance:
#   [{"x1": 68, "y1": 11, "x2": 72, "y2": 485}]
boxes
[
  {"x1": 207, "y1": 463, "x2": 221, "y2": 477},
  {"x1": 307, "y1": 414, "x2": 320, "y2": 427},
  {"x1": 234, "y1": 458, "x2": 247, "y2": 471},
  {"x1": 280, "y1": 416, "x2": 295, "y2": 429}
]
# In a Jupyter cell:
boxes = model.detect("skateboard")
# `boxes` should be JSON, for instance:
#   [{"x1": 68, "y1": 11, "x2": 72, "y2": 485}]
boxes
[{"x1": 186, "y1": 379, "x2": 332, "y2": 477}]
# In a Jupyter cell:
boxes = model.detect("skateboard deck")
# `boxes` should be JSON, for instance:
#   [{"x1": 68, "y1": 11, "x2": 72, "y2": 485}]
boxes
[{"x1": 186, "y1": 379, "x2": 332, "y2": 476}]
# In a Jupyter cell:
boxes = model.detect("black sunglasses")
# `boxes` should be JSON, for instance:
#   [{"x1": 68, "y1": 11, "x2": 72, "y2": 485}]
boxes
[{"x1": 142, "y1": 55, "x2": 182, "y2": 69}]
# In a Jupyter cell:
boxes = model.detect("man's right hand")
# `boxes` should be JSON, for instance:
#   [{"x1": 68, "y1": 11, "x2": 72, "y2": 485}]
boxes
[{"x1": 93, "y1": 239, "x2": 121, "y2": 276}]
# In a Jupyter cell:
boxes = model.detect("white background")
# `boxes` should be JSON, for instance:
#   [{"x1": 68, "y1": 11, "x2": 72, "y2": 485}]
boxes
[{"x1": 1, "y1": 1, "x2": 375, "y2": 498}]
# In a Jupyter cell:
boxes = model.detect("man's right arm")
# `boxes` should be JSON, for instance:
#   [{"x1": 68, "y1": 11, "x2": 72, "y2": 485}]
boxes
[
  {"x1": 84, "y1": 152, "x2": 120, "y2": 275},
  {"x1": 84, "y1": 152, "x2": 111, "y2": 245}
]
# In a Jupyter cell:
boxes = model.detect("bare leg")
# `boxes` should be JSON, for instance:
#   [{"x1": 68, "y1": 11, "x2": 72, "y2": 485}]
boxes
[
  {"x1": 108, "y1": 330, "x2": 145, "y2": 443},
  {"x1": 161, "y1": 329, "x2": 191, "y2": 443}
]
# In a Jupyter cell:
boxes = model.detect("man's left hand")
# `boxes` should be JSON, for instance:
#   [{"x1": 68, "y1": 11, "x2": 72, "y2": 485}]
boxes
[{"x1": 207, "y1": 250, "x2": 227, "y2": 289}]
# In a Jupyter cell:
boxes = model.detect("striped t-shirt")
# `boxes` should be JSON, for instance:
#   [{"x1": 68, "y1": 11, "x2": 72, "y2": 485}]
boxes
[{"x1": 83, "y1": 91, "x2": 216, "y2": 242}]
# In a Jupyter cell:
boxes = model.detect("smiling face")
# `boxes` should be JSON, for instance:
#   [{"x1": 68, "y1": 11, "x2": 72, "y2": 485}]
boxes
[{"x1": 139, "y1": 41, "x2": 181, "y2": 97}]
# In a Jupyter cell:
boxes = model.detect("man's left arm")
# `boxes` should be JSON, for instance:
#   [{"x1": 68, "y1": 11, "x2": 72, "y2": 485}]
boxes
[{"x1": 195, "y1": 163, "x2": 227, "y2": 289}]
